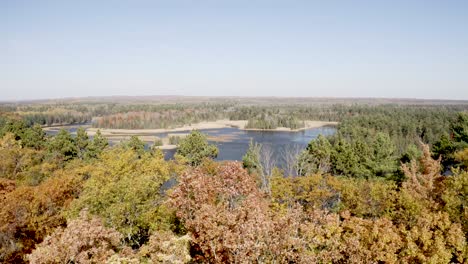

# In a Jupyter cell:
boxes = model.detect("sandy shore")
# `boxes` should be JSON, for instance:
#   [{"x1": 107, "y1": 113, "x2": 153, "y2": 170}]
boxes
[
  {"x1": 85, "y1": 119, "x2": 337, "y2": 136},
  {"x1": 44, "y1": 120, "x2": 337, "y2": 149},
  {"x1": 157, "y1": 144, "x2": 177, "y2": 150},
  {"x1": 86, "y1": 119, "x2": 248, "y2": 136},
  {"x1": 243, "y1": 121, "x2": 339, "y2": 132}
]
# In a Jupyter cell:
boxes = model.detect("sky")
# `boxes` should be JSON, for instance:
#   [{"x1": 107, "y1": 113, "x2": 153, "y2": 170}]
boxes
[{"x1": 1, "y1": 0, "x2": 468, "y2": 101}]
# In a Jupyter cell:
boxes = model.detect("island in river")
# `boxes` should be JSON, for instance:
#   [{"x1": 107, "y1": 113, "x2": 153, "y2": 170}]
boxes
[
  {"x1": 83, "y1": 119, "x2": 337, "y2": 147},
  {"x1": 43, "y1": 120, "x2": 337, "y2": 164}
]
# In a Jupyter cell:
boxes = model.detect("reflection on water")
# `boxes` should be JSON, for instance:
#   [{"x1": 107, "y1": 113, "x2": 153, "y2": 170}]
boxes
[
  {"x1": 160, "y1": 127, "x2": 336, "y2": 164},
  {"x1": 43, "y1": 123, "x2": 91, "y2": 134},
  {"x1": 45, "y1": 125, "x2": 336, "y2": 168}
]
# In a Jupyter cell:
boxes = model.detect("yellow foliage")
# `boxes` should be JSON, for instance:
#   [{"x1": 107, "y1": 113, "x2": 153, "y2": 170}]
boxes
[
  {"x1": 69, "y1": 147, "x2": 173, "y2": 246},
  {"x1": 395, "y1": 144, "x2": 446, "y2": 225},
  {"x1": 454, "y1": 148, "x2": 468, "y2": 168},
  {"x1": 339, "y1": 177, "x2": 397, "y2": 218},
  {"x1": 0, "y1": 133, "x2": 58, "y2": 185},
  {"x1": 401, "y1": 143, "x2": 443, "y2": 205},
  {"x1": 271, "y1": 173, "x2": 397, "y2": 218},
  {"x1": 339, "y1": 213, "x2": 402, "y2": 263},
  {"x1": 271, "y1": 174, "x2": 342, "y2": 211},
  {"x1": 399, "y1": 211, "x2": 466, "y2": 263},
  {"x1": 139, "y1": 231, "x2": 191, "y2": 263},
  {"x1": 442, "y1": 171, "x2": 468, "y2": 234},
  {"x1": 0, "y1": 166, "x2": 86, "y2": 262}
]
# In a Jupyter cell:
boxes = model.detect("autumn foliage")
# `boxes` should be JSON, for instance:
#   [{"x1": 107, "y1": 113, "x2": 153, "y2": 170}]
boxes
[
  {"x1": 171, "y1": 161, "x2": 281, "y2": 262},
  {"x1": 0, "y1": 167, "x2": 86, "y2": 262},
  {"x1": 0, "y1": 112, "x2": 467, "y2": 263},
  {"x1": 27, "y1": 210, "x2": 123, "y2": 264},
  {"x1": 171, "y1": 149, "x2": 467, "y2": 263}
]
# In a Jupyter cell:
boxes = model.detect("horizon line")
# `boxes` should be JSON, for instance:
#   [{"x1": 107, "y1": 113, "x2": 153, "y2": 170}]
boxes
[{"x1": 2, "y1": 94, "x2": 468, "y2": 104}]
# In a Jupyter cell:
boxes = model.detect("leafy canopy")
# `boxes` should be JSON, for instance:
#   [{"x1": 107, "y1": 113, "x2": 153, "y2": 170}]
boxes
[{"x1": 176, "y1": 130, "x2": 218, "y2": 166}]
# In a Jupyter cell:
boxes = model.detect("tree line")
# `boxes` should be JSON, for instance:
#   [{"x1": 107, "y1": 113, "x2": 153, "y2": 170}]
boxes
[{"x1": 7, "y1": 100, "x2": 468, "y2": 130}]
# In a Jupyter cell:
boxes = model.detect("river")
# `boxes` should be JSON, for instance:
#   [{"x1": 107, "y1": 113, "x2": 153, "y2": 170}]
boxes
[{"x1": 44, "y1": 124, "x2": 336, "y2": 168}]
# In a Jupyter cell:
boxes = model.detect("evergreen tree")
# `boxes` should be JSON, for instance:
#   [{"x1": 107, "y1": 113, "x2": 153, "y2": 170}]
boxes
[
  {"x1": 304, "y1": 134, "x2": 333, "y2": 174},
  {"x1": 75, "y1": 127, "x2": 89, "y2": 159},
  {"x1": 47, "y1": 129, "x2": 77, "y2": 161},
  {"x1": 0, "y1": 119, "x2": 27, "y2": 140},
  {"x1": 92, "y1": 130, "x2": 109, "y2": 151},
  {"x1": 21, "y1": 124, "x2": 46, "y2": 150},
  {"x1": 123, "y1": 135, "x2": 145, "y2": 156},
  {"x1": 432, "y1": 134, "x2": 456, "y2": 168},
  {"x1": 331, "y1": 137, "x2": 360, "y2": 177},
  {"x1": 176, "y1": 130, "x2": 218, "y2": 166},
  {"x1": 84, "y1": 129, "x2": 108, "y2": 160},
  {"x1": 450, "y1": 112, "x2": 468, "y2": 147},
  {"x1": 242, "y1": 139, "x2": 263, "y2": 174}
]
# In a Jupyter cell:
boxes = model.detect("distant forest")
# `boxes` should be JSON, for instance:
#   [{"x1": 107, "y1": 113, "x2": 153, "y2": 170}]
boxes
[{"x1": 2, "y1": 97, "x2": 468, "y2": 131}]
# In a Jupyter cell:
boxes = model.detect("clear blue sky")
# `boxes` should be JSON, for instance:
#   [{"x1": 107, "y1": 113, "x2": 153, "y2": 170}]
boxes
[{"x1": 2, "y1": 0, "x2": 468, "y2": 101}]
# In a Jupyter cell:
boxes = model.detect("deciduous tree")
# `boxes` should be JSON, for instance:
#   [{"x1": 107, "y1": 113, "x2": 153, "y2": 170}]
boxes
[
  {"x1": 69, "y1": 147, "x2": 172, "y2": 247},
  {"x1": 27, "y1": 210, "x2": 123, "y2": 264}
]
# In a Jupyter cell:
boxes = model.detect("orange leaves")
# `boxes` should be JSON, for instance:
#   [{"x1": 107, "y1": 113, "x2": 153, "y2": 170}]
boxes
[
  {"x1": 0, "y1": 178, "x2": 16, "y2": 197},
  {"x1": 1, "y1": 126, "x2": 466, "y2": 263},
  {"x1": 291, "y1": 210, "x2": 402, "y2": 263},
  {"x1": 399, "y1": 211, "x2": 466, "y2": 263},
  {"x1": 396, "y1": 143, "x2": 448, "y2": 226},
  {"x1": 338, "y1": 213, "x2": 402, "y2": 263},
  {"x1": 0, "y1": 167, "x2": 85, "y2": 262},
  {"x1": 172, "y1": 161, "x2": 261, "y2": 219},
  {"x1": 395, "y1": 143, "x2": 467, "y2": 262},
  {"x1": 171, "y1": 162, "x2": 279, "y2": 263},
  {"x1": 138, "y1": 231, "x2": 191, "y2": 263},
  {"x1": 172, "y1": 162, "x2": 406, "y2": 263},
  {"x1": 27, "y1": 210, "x2": 123, "y2": 264},
  {"x1": 402, "y1": 143, "x2": 443, "y2": 203}
]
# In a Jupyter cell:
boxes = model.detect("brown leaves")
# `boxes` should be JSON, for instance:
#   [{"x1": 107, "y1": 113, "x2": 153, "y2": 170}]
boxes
[
  {"x1": 139, "y1": 231, "x2": 191, "y2": 264},
  {"x1": 171, "y1": 162, "x2": 405, "y2": 263},
  {"x1": 171, "y1": 161, "x2": 287, "y2": 263},
  {"x1": 401, "y1": 143, "x2": 444, "y2": 203},
  {"x1": 399, "y1": 211, "x2": 466, "y2": 263},
  {"x1": 396, "y1": 143, "x2": 467, "y2": 262},
  {"x1": 0, "y1": 168, "x2": 85, "y2": 262},
  {"x1": 289, "y1": 210, "x2": 402, "y2": 263},
  {"x1": 27, "y1": 210, "x2": 123, "y2": 264},
  {"x1": 338, "y1": 213, "x2": 402, "y2": 263},
  {"x1": 170, "y1": 145, "x2": 467, "y2": 263},
  {"x1": 1, "y1": 133, "x2": 466, "y2": 263}
]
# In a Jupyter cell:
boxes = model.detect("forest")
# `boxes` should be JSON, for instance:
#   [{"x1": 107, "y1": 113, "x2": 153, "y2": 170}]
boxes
[
  {"x1": 2, "y1": 97, "x2": 468, "y2": 131},
  {"x1": 0, "y1": 99, "x2": 467, "y2": 263}
]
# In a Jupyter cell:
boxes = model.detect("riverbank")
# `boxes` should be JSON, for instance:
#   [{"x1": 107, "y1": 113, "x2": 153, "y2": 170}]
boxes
[
  {"x1": 85, "y1": 119, "x2": 337, "y2": 136},
  {"x1": 85, "y1": 120, "x2": 247, "y2": 136},
  {"x1": 45, "y1": 120, "x2": 337, "y2": 149},
  {"x1": 40, "y1": 122, "x2": 91, "y2": 128},
  {"x1": 42, "y1": 120, "x2": 338, "y2": 153},
  {"x1": 244, "y1": 121, "x2": 339, "y2": 132}
]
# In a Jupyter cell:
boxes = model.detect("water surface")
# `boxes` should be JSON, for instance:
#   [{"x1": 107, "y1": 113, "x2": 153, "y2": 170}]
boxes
[
  {"x1": 45, "y1": 125, "x2": 336, "y2": 167},
  {"x1": 159, "y1": 126, "x2": 336, "y2": 163}
]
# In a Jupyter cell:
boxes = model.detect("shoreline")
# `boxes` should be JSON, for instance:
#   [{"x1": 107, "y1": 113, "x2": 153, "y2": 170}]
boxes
[
  {"x1": 85, "y1": 120, "x2": 338, "y2": 136},
  {"x1": 40, "y1": 122, "x2": 91, "y2": 128},
  {"x1": 44, "y1": 120, "x2": 338, "y2": 149},
  {"x1": 243, "y1": 121, "x2": 339, "y2": 132},
  {"x1": 85, "y1": 120, "x2": 247, "y2": 135}
]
